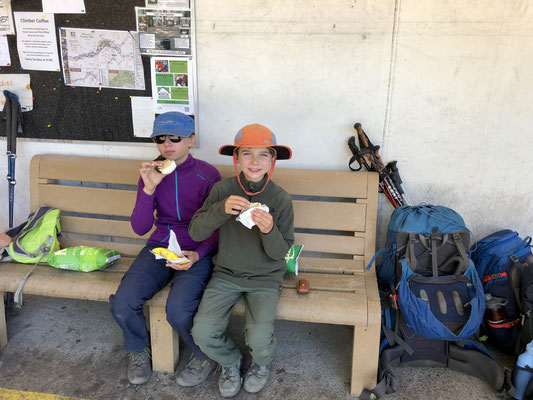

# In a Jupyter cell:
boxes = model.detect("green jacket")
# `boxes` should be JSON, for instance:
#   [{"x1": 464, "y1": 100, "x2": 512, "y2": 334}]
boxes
[{"x1": 189, "y1": 173, "x2": 294, "y2": 288}]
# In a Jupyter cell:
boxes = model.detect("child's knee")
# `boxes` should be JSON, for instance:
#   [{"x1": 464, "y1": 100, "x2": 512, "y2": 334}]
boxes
[
  {"x1": 191, "y1": 316, "x2": 220, "y2": 346},
  {"x1": 109, "y1": 292, "x2": 138, "y2": 322},
  {"x1": 166, "y1": 308, "x2": 191, "y2": 333},
  {"x1": 245, "y1": 323, "x2": 275, "y2": 350}
]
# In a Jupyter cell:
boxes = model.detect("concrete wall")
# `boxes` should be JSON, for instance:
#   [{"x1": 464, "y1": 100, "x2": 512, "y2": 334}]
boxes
[{"x1": 1, "y1": 0, "x2": 532, "y2": 246}]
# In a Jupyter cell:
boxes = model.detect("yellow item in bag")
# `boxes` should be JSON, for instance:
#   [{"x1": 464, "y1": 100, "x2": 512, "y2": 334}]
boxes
[{"x1": 151, "y1": 247, "x2": 189, "y2": 264}]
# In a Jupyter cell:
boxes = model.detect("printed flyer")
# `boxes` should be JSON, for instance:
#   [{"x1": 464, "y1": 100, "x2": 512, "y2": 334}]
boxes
[
  {"x1": 136, "y1": 7, "x2": 192, "y2": 56},
  {"x1": 151, "y1": 57, "x2": 194, "y2": 115},
  {"x1": 13, "y1": 12, "x2": 60, "y2": 71}
]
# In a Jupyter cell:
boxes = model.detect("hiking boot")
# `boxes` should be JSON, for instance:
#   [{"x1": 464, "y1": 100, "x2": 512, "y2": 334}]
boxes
[
  {"x1": 243, "y1": 363, "x2": 270, "y2": 393},
  {"x1": 218, "y1": 358, "x2": 242, "y2": 398},
  {"x1": 176, "y1": 355, "x2": 216, "y2": 387},
  {"x1": 127, "y1": 347, "x2": 152, "y2": 385}
]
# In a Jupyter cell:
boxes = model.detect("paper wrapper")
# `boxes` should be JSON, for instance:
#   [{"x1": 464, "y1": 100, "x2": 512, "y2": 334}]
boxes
[
  {"x1": 236, "y1": 203, "x2": 269, "y2": 229},
  {"x1": 150, "y1": 230, "x2": 189, "y2": 264}
]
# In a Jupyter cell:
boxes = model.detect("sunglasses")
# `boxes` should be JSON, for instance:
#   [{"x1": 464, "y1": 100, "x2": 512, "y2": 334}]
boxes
[{"x1": 152, "y1": 135, "x2": 183, "y2": 144}]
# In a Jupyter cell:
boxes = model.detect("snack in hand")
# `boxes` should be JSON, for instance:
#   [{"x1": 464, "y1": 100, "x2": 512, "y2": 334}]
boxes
[
  {"x1": 151, "y1": 247, "x2": 189, "y2": 264},
  {"x1": 236, "y1": 203, "x2": 269, "y2": 229},
  {"x1": 155, "y1": 159, "x2": 177, "y2": 175}
]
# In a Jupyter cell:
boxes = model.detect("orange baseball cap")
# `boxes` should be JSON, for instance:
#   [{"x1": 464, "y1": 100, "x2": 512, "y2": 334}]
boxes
[{"x1": 219, "y1": 123, "x2": 292, "y2": 160}]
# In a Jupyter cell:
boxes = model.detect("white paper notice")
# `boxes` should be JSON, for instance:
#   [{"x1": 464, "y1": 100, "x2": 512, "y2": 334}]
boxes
[
  {"x1": 0, "y1": 35, "x2": 10, "y2": 66},
  {"x1": 131, "y1": 96, "x2": 155, "y2": 138},
  {"x1": 14, "y1": 12, "x2": 60, "y2": 71},
  {"x1": 0, "y1": 0, "x2": 14, "y2": 35},
  {"x1": 42, "y1": 0, "x2": 86, "y2": 14},
  {"x1": 0, "y1": 74, "x2": 33, "y2": 112}
]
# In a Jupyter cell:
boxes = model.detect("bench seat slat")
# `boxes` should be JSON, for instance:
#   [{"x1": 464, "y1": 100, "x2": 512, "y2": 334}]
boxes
[
  {"x1": 0, "y1": 263, "x2": 367, "y2": 326},
  {"x1": 0, "y1": 265, "x2": 123, "y2": 301},
  {"x1": 150, "y1": 284, "x2": 368, "y2": 326},
  {"x1": 235, "y1": 290, "x2": 368, "y2": 326},
  {"x1": 284, "y1": 272, "x2": 366, "y2": 292}
]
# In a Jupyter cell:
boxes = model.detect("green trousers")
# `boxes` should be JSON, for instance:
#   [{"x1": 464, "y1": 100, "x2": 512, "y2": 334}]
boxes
[{"x1": 191, "y1": 277, "x2": 281, "y2": 367}]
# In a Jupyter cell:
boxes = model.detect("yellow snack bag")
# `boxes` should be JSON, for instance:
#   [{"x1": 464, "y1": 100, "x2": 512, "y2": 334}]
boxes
[{"x1": 151, "y1": 247, "x2": 189, "y2": 264}]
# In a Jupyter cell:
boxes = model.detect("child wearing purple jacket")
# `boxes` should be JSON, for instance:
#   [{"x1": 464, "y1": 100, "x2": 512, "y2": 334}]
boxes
[{"x1": 110, "y1": 112, "x2": 221, "y2": 386}]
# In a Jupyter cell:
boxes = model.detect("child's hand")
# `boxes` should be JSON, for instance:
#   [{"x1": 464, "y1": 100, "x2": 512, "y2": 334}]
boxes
[
  {"x1": 224, "y1": 195, "x2": 250, "y2": 215},
  {"x1": 251, "y1": 208, "x2": 273, "y2": 234},
  {"x1": 0, "y1": 233, "x2": 12, "y2": 249},
  {"x1": 165, "y1": 250, "x2": 199, "y2": 270},
  {"x1": 140, "y1": 161, "x2": 165, "y2": 195}
]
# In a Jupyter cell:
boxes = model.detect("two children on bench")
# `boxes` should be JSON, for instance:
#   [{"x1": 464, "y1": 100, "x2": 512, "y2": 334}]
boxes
[{"x1": 110, "y1": 112, "x2": 294, "y2": 398}]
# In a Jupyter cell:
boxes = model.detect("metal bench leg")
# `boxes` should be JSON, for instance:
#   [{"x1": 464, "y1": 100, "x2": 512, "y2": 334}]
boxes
[
  {"x1": 351, "y1": 323, "x2": 380, "y2": 396},
  {"x1": 149, "y1": 305, "x2": 179, "y2": 373},
  {"x1": 0, "y1": 292, "x2": 7, "y2": 349}
]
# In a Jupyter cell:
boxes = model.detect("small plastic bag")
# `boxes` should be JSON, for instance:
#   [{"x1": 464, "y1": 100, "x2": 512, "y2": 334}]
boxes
[
  {"x1": 150, "y1": 230, "x2": 189, "y2": 264},
  {"x1": 47, "y1": 246, "x2": 121, "y2": 272},
  {"x1": 236, "y1": 203, "x2": 269, "y2": 229},
  {"x1": 285, "y1": 245, "x2": 304, "y2": 275}
]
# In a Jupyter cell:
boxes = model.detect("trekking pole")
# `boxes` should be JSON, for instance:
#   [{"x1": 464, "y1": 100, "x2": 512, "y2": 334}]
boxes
[
  {"x1": 386, "y1": 161, "x2": 411, "y2": 206},
  {"x1": 3, "y1": 90, "x2": 21, "y2": 228},
  {"x1": 353, "y1": 123, "x2": 407, "y2": 208}
]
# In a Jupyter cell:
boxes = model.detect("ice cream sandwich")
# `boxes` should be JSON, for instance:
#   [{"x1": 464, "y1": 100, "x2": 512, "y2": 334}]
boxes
[{"x1": 156, "y1": 159, "x2": 177, "y2": 175}]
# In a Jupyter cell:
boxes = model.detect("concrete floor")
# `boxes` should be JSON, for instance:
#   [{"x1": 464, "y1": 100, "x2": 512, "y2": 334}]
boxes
[{"x1": 0, "y1": 295, "x2": 508, "y2": 400}]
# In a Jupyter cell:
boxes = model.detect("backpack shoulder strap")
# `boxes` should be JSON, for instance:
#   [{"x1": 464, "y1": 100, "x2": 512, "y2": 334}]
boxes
[{"x1": 452, "y1": 232, "x2": 470, "y2": 268}]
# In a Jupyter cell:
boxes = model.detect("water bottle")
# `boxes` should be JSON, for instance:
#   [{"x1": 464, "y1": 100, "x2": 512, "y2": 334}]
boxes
[
  {"x1": 484, "y1": 293, "x2": 508, "y2": 324},
  {"x1": 513, "y1": 340, "x2": 533, "y2": 399}
]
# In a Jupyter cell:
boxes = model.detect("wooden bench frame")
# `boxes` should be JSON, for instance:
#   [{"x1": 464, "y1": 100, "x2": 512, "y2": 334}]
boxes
[{"x1": 0, "y1": 154, "x2": 380, "y2": 396}]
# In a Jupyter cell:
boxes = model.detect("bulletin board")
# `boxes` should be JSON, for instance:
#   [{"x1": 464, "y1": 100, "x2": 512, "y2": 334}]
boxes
[{"x1": 1, "y1": 0, "x2": 192, "y2": 143}]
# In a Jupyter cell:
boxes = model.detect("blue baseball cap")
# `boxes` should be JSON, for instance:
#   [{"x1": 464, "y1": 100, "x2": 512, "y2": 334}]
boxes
[{"x1": 151, "y1": 112, "x2": 195, "y2": 138}]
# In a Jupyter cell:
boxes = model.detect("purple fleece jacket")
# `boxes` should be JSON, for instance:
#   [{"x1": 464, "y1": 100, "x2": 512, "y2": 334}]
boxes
[{"x1": 131, "y1": 155, "x2": 221, "y2": 259}]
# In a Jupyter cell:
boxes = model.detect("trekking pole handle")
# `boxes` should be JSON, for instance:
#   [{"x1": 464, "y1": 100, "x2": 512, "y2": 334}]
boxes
[{"x1": 354, "y1": 123, "x2": 387, "y2": 168}]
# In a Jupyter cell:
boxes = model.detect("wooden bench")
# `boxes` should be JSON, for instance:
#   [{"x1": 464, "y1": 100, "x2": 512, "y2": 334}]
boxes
[{"x1": 0, "y1": 154, "x2": 380, "y2": 396}]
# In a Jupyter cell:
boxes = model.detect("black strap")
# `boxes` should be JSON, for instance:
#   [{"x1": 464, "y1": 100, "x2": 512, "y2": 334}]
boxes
[
  {"x1": 431, "y1": 230, "x2": 438, "y2": 277},
  {"x1": 382, "y1": 324, "x2": 414, "y2": 356},
  {"x1": 348, "y1": 136, "x2": 374, "y2": 172},
  {"x1": 407, "y1": 234, "x2": 417, "y2": 270},
  {"x1": 359, "y1": 347, "x2": 402, "y2": 399},
  {"x1": 452, "y1": 232, "x2": 469, "y2": 274}
]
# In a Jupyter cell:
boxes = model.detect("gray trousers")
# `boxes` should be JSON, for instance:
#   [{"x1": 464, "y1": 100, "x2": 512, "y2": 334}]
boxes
[{"x1": 191, "y1": 277, "x2": 281, "y2": 367}]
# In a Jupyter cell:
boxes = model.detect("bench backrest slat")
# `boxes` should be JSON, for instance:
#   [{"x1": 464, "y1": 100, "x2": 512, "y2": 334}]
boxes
[
  {"x1": 38, "y1": 185, "x2": 136, "y2": 217},
  {"x1": 293, "y1": 200, "x2": 366, "y2": 232}
]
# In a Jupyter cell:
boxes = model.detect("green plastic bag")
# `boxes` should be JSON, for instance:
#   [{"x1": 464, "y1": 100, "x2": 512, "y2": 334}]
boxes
[
  {"x1": 47, "y1": 246, "x2": 121, "y2": 272},
  {"x1": 285, "y1": 245, "x2": 304, "y2": 275}
]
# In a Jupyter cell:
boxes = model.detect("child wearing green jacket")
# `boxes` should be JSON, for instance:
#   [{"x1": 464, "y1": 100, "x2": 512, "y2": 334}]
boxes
[{"x1": 189, "y1": 123, "x2": 294, "y2": 397}]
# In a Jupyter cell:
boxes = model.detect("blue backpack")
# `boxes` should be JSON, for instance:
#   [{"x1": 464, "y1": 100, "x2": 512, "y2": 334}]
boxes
[
  {"x1": 369, "y1": 204, "x2": 485, "y2": 341},
  {"x1": 361, "y1": 205, "x2": 514, "y2": 399},
  {"x1": 471, "y1": 230, "x2": 533, "y2": 354}
]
